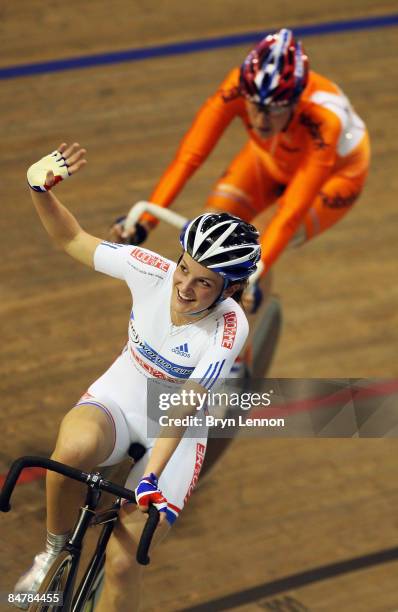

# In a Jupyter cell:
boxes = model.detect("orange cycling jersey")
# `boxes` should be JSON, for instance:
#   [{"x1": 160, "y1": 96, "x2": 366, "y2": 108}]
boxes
[{"x1": 146, "y1": 68, "x2": 370, "y2": 269}]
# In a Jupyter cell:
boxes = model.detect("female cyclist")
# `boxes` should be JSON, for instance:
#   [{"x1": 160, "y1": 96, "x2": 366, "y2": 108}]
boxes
[
  {"x1": 13, "y1": 143, "x2": 260, "y2": 611},
  {"x1": 112, "y1": 28, "x2": 370, "y2": 312}
]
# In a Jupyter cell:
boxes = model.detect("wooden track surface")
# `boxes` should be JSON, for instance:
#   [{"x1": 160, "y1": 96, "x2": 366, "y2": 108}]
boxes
[{"x1": 1, "y1": 2, "x2": 398, "y2": 610}]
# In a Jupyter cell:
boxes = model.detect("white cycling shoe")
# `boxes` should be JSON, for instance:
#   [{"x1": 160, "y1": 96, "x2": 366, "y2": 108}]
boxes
[{"x1": 13, "y1": 551, "x2": 58, "y2": 610}]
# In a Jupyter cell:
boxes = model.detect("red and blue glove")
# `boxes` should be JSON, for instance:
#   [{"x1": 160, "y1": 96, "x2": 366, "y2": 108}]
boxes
[{"x1": 135, "y1": 473, "x2": 168, "y2": 515}]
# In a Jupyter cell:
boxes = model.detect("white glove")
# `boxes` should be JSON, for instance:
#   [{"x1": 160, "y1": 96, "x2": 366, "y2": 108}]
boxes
[{"x1": 27, "y1": 150, "x2": 70, "y2": 192}]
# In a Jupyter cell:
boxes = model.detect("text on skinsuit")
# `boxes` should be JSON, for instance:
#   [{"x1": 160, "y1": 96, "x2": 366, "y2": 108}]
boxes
[
  {"x1": 129, "y1": 321, "x2": 194, "y2": 378},
  {"x1": 184, "y1": 443, "x2": 206, "y2": 503},
  {"x1": 129, "y1": 346, "x2": 179, "y2": 382},
  {"x1": 130, "y1": 247, "x2": 170, "y2": 272},
  {"x1": 221, "y1": 311, "x2": 237, "y2": 349}
]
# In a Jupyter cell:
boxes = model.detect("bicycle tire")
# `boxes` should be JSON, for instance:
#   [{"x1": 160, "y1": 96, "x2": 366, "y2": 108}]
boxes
[
  {"x1": 28, "y1": 550, "x2": 73, "y2": 612},
  {"x1": 81, "y1": 563, "x2": 105, "y2": 612},
  {"x1": 249, "y1": 295, "x2": 282, "y2": 379}
]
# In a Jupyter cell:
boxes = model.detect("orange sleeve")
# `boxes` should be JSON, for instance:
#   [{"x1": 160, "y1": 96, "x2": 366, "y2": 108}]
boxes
[
  {"x1": 142, "y1": 68, "x2": 244, "y2": 225},
  {"x1": 260, "y1": 105, "x2": 342, "y2": 272}
]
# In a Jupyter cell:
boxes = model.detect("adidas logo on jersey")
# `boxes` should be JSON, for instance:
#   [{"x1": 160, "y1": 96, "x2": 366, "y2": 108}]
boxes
[{"x1": 171, "y1": 343, "x2": 190, "y2": 358}]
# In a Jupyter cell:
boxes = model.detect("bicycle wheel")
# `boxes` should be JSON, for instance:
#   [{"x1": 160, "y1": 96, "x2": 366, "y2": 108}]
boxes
[
  {"x1": 249, "y1": 295, "x2": 282, "y2": 378},
  {"x1": 28, "y1": 550, "x2": 73, "y2": 612},
  {"x1": 82, "y1": 565, "x2": 104, "y2": 612}
]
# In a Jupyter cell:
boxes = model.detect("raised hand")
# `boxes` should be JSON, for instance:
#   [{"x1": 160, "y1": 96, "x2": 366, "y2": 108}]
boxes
[{"x1": 27, "y1": 142, "x2": 87, "y2": 192}]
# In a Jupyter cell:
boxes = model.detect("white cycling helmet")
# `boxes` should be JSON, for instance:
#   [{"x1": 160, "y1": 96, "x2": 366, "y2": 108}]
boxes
[{"x1": 180, "y1": 213, "x2": 261, "y2": 282}]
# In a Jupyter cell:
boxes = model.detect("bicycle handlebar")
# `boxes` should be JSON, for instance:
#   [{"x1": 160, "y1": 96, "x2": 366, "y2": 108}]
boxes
[
  {"x1": 0, "y1": 456, "x2": 159, "y2": 565},
  {"x1": 124, "y1": 200, "x2": 264, "y2": 283},
  {"x1": 125, "y1": 200, "x2": 187, "y2": 232}
]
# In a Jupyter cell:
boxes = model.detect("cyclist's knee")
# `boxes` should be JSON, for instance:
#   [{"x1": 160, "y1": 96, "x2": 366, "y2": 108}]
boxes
[
  {"x1": 52, "y1": 406, "x2": 114, "y2": 468},
  {"x1": 51, "y1": 436, "x2": 99, "y2": 469},
  {"x1": 205, "y1": 195, "x2": 229, "y2": 214},
  {"x1": 105, "y1": 507, "x2": 170, "y2": 583},
  {"x1": 205, "y1": 185, "x2": 255, "y2": 223},
  {"x1": 106, "y1": 548, "x2": 141, "y2": 583},
  {"x1": 105, "y1": 524, "x2": 143, "y2": 583}
]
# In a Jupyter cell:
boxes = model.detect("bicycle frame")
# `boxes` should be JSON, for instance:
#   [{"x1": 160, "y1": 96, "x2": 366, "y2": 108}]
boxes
[
  {"x1": 71, "y1": 498, "x2": 121, "y2": 611},
  {"x1": 0, "y1": 456, "x2": 159, "y2": 612},
  {"x1": 62, "y1": 486, "x2": 103, "y2": 610}
]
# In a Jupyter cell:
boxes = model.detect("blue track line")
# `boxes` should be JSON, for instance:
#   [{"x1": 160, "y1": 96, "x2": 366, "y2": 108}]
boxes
[{"x1": 1, "y1": 14, "x2": 398, "y2": 80}]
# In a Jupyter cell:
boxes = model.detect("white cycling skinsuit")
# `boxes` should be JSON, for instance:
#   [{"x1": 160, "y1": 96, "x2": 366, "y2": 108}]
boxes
[{"x1": 76, "y1": 242, "x2": 248, "y2": 523}]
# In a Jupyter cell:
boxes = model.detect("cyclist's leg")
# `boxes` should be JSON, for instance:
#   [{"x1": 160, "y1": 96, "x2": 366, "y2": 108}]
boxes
[
  {"x1": 93, "y1": 504, "x2": 169, "y2": 612},
  {"x1": 293, "y1": 169, "x2": 369, "y2": 247},
  {"x1": 95, "y1": 431, "x2": 207, "y2": 612},
  {"x1": 13, "y1": 394, "x2": 130, "y2": 608},
  {"x1": 13, "y1": 362, "x2": 133, "y2": 600},
  {"x1": 205, "y1": 140, "x2": 282, "y2": 353},
  {"x1": 289, "y1": 132, "x2": 370, "y2": 246},
  {"x1": 46, "y1": 351, "x2": 143, "y2": 537},
  {"x1": 205, "y1": 140, "x2": 282, "y2": 223},
  {"x1": 46, "y1": 396, "x2": 130, "y2": 535}
]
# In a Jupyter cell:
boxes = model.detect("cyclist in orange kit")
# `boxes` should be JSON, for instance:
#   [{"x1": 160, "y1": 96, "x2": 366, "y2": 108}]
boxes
[{"x1": 112, "y1": 28, "x2": 370, "y2": 312}]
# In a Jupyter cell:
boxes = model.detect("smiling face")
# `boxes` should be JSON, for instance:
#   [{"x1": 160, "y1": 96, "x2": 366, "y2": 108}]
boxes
[
  {"x1": 246, "y1": 100, "x2": 294, "y2": 139},
  {"x1": 171, "y1": 253, "x2": 225, "y2": 322}
]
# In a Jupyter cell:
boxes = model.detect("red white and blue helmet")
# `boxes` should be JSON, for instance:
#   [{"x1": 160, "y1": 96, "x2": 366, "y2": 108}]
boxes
[
  {"x1": 240, "y1": 28, "x2": 309, "y2": 106},
  {"x1": 180, "y1": 213, "x2": 261, "y2": 282}
]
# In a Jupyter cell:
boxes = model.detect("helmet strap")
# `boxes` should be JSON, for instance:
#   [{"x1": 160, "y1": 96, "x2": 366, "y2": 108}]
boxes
[{"x1": 175, "y1": 251, "x2": 235, "y2": 316}]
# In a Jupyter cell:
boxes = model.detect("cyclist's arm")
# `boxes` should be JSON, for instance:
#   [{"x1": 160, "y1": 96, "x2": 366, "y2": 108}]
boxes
[
  {"x1": 93, "y1": 241, "x2": 173, "y2": 287},
  {"x1": 260, "y1": 107, "x2": 341, "y2": 270},
  {"x1": 143, "y1": 379, "x2": 208, "y2": 477},
  {"x1": 144, "y1": 307, "x2": 249, "y2": 476},
  {"x1": 30, "y1": 188, "x2": 101, "y2": 267},
  {"x1": 141, "y1": 68, "x2": 244, "y2": 226}
]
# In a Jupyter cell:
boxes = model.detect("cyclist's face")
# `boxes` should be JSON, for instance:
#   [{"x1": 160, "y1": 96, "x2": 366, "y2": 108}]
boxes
[
  {"x1": 246, "y1": 100, "x2": 294, "y2": 138},
  {"x1": 171, "y1": 253, "x2": 224, "y2": 317}
]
